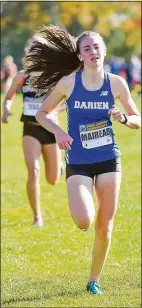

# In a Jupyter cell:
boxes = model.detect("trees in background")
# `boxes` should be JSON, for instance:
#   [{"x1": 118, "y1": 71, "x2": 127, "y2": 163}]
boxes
[{"x1": 1, "y1": 1, "x2": 141, "y2": 68}]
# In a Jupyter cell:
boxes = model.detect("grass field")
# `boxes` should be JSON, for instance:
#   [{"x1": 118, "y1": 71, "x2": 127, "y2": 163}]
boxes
[{"x1": 1, "y1": 93, "x2": 141, "y2": 307}]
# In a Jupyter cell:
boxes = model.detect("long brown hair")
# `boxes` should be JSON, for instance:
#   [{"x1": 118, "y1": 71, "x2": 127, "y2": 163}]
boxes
[
  {"x1": 23, "y1": 25, "x2": 81, "y2": 96},
  {"x1": 23, "y1": 25, "x2": 106, "y2": 96}
]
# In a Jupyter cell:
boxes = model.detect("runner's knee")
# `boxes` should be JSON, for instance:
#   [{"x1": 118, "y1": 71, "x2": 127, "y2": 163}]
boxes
[
  {"x1": 47, "y1": 178, "x2": 58, "y2": 185},
  {"x1": 46, "y1": 173, "x2": 59, "y2": 185},
  {"x1": 27, "y1": 163, "x2": 40, "y2": 180},
  {"x1": 76, "y1": 216, "x2": 93, "y2": 231},
  {"x1": 95, "y1": 220, "x2": 113, "y2": 240},
  {"x1": 45, "y1": 169, "x2": 60, "y2": 185}
]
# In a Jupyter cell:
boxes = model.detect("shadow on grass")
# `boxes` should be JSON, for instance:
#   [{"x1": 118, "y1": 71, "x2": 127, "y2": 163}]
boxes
[
  {"x1": 2, "y1": 280, "x2": 83, "y2": 306},
  {"x1": 2, "y1": 291, "x2": 82, "y2": 306}
]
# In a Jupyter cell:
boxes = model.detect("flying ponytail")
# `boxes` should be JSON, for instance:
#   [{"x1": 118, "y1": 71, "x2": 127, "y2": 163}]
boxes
[{"x1": 23, "y1": 24, "x2": 81, "y2": 96}]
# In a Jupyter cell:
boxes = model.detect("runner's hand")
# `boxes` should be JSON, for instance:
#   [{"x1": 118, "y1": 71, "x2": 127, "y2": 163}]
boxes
[
  {"x1": 108, "y1": 105, "x2": 124, "y2": 123},
  {"x1": 1, "y1": 110, "x2": 13, "y2": 123},
  {"x1": 55, "y1": 131, "x2": 73, "y2": 150}
]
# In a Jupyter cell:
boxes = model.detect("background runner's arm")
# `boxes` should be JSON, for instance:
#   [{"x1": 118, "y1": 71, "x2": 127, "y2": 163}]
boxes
[{"x1": 2, "y1": 72, "x2": 24, "y2": 123}]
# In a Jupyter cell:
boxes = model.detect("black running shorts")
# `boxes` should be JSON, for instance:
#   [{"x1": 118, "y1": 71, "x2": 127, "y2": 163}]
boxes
[
  {"x1": 23, "y1": 121, "x2": 56, "y2": 145},
  {"x1": 66, "y1": 157, "x2": 121, "y2": 180}
]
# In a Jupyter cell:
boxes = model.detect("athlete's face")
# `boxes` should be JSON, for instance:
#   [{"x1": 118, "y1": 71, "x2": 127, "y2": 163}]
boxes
[{"x1": 78, "y1": 35, "x2": 106, "y2": 67}]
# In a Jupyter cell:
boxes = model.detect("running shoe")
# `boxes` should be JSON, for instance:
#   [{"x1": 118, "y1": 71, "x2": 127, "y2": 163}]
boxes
[
  {"x1": 33, "y1": 216, "x2": 43, "y2": 227},
  {"x1": 87, "y1": 281, "x2": 103, "y2": 295}
]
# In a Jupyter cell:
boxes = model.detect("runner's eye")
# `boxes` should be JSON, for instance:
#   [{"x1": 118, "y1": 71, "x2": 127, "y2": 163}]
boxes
[{"x1": 94, "y1": 46, "x2": 99, "y2": 50}]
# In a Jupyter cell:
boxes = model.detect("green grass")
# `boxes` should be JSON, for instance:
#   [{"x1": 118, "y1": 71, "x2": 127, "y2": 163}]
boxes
[{"x1": 1, "y1": 93, "x2": 141, "y2": 307}]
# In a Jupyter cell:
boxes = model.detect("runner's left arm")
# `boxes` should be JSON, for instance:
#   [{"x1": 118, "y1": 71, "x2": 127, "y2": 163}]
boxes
[{"x1": 111, "y1": 76, "x2": 141, "y2": 129}]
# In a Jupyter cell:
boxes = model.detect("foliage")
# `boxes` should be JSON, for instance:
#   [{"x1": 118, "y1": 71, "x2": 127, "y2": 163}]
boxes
[{"x1": 1, "y1": 2, "x2": 141, "y2": 67}]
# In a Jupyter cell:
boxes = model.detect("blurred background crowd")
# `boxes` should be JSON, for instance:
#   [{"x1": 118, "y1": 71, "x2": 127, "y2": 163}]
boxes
[{"x1": 1, "y1": 1, "x2": 141, "y2": 95}]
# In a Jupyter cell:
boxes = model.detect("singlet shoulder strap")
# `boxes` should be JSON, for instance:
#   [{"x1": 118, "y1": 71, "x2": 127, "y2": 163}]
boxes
[
  {"x1": 69, "y1": 70, "x2": 82, "y2": 95},
  {"x1": 104, "y1": 72, "x2": 111, "y2": 88},
  {"x1": 104, "y1": 72, "x2": 114, "y2": 96},
  {"x1": 75, "y1": 70, "x2": 82, "y2": 86}
]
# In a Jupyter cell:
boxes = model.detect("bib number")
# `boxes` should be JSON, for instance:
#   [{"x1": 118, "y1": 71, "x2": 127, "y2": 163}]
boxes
[
  {"x1": 79, "y1": 121, "x2": 113, "y2": 149},
  {"x1": 23, "y1": 98, "x2": 42, "y2": 116}
]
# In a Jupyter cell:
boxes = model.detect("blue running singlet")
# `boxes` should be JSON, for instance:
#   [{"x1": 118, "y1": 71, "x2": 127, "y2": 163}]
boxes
[{"x1": 65, "y1": 70, "x2": 121, "y2": 164}]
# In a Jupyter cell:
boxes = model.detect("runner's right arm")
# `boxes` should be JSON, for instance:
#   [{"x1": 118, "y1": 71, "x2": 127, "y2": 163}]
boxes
[
  {"x1": 2, "y1": 71, "x2": 24, "y2": 123},
  {"x1": 36, "y1": 75, "x2": 74, "y2": 150}
]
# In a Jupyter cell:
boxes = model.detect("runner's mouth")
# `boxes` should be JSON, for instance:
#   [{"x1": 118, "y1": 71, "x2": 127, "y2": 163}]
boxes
[{"x1": 91, "y1": 57, "x2": 99, "y2": 61}]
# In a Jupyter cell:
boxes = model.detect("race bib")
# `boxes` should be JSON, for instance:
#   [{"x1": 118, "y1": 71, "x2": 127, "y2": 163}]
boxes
[
  {"x1": 79, "y1": 121, "x2": 113, "y2": 149},
  {"x1": 23, "y1": 97, "x2": 42, "y2": 116}
]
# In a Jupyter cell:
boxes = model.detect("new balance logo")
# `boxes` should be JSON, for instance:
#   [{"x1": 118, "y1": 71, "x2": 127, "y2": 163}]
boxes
[{"x1": 100, "y1": 91, "x2": 108, "y2": 96}]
